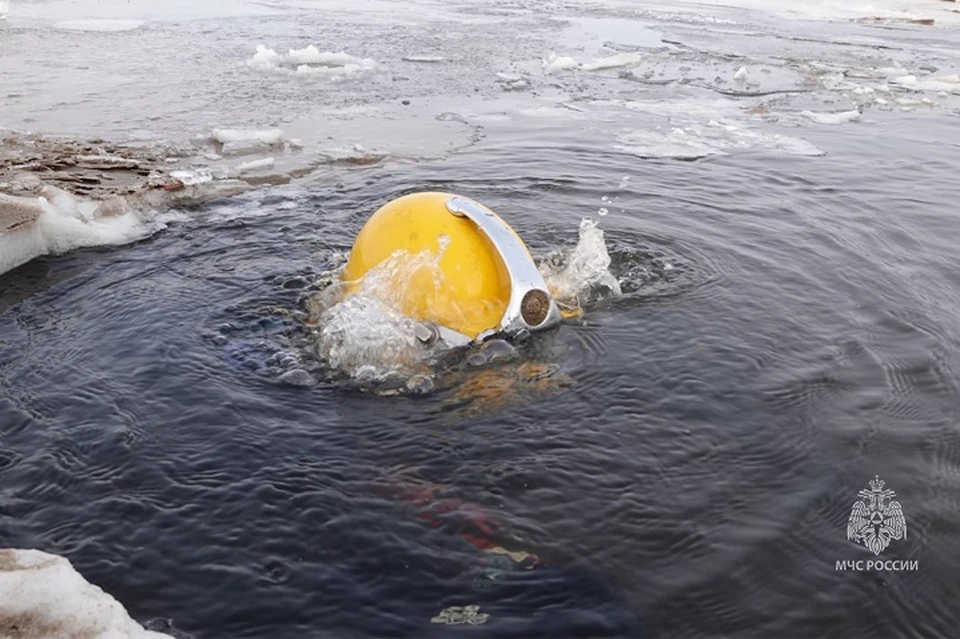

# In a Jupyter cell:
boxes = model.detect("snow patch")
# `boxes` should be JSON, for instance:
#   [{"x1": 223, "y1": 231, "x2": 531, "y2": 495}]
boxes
[
  {"x1": 0, "y1": 549, "x2": 171, "y2": 638},
  {"x1": 0, "y1": 189, "x2": 160, "y2": 275}
]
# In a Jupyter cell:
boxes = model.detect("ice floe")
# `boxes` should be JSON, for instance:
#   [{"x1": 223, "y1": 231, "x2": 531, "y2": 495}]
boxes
[
  {"x1": 170, "y1": 168, "x2": 213, "y2": 186},
  {"x1": 0, "y1": 188, "x2": 156, "y2": 274},
  {"x1": 236, "y1": 157, "x2": 275, "y2": 173},
  {"x1": 53, "y1": 19, "x2": 145, "y2": 32},
  {"x1": 581, "y1": 52, "x2": 642, "y2": 71},
  {"x1": 0, "y1": 549, "x2": 171, "y2": 638},
  {"x1": 211, "y1": 128, "x2": 285, "y2": 146},
  {"x1": 800, "y1": 109, "x2": 863, "y2": 125},
  {"x1": 616, "y1": 121, "x2": 823, "y2": 160},
  {"x1": 542, "y1": 52, "x2": 578, "y2": 74},
  {"x1": 402, "y1": 55, "x2": 446, "y2": 63},
  {"x1": 247, "y1": 44, "x2": 378, "y2": 80},
  {"x1": 891, "y1": 74, "x2": 960, "y2": 93},
  {"x1": 609, "y1": 98, "x2": 823, "y2": 159}
]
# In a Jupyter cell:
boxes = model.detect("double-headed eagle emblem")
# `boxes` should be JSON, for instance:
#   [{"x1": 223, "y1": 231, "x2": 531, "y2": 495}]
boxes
[{"x1": 847, "y1": 475, "x2": 907, "y2": 555}]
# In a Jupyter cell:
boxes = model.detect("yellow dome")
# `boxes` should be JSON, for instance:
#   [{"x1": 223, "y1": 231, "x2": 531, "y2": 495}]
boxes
[{"x1": 342, "y1": 192, "x2": 517, "y2": 339}]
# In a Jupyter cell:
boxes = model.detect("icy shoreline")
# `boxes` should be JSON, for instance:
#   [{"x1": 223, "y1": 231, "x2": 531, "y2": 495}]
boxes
[
  {"x1": 0, "y1": 131, "x2": 308, "y2": 275},
  {"x1": 0, "y1": 549, "x2": 171, "y2": 638}
]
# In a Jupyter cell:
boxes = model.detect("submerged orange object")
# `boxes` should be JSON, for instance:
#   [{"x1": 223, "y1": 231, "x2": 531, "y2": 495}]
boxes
[{"x1": 342, "y1": 192, "x2": 561, "y2": 341}]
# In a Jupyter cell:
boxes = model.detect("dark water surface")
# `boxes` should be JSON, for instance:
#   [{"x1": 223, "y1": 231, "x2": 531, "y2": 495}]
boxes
[{"x1": 3, "y1": 110, "x2": 960, "y2": 637}]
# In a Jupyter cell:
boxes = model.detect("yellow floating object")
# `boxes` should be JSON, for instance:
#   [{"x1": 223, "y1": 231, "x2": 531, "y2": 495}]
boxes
[{"x1": 342, "y1": 191, "x2": 560, "y2": 341}]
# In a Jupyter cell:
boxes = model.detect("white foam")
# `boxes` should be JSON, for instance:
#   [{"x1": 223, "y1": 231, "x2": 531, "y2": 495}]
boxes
[
  {"x1": 539, "y1": 218, "x2": 621, "y2": 309},
  {"x1": 315, "y1": 248, "x2": 447, "y2": 379},
  {"x1": 211, "y1": 128, "x2": 284, "y2": 146},
  {"x1": 581, "y1": 52, "x2": 642, "y2": 71},
  {"x1": 0, "y1": 549, "x2": 170, "y2": 638},
  {"x1": 247, "y1": 44, "x2": 378, "y2": 80},
  {"x1": 53, "y1": 19, "x2": 145, "y2": 32},
  {"x1": 0, "y1": 189, "x2": 156, "y2": 275}
]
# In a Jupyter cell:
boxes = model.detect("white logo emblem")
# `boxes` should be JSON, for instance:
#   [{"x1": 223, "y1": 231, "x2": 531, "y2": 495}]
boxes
[{"x1": 847, "y1": 475, "x2": 907, "y2": 555}]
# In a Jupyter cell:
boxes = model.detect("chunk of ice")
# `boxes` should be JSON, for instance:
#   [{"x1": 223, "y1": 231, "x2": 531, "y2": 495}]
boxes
[
  {"x1": 0, "y1": 549, "x2": 170, "y2": 638},
  {"x1": 0, "y1": 189, "x2": 154, "y2": 275},
  {"x1": 402, "y1": 55, "x2": 446, "y2": 63},
  {"x1": 247, "y1": 45, "x2": 378, "y2": 80},
  {"x1": 581, "y1": 52, "x2": 642, "y2": 71},
  {"x1": 800, "y1": 109, "x2": 862, "y2": 124},
  {"x1": 891, "y1": 74, "x2": 960, "y2": 92},
  {"x1": 170, "y1": 169, "x2": 213, "y2": 186},
  {"x1": 235, "y1": 157, "x2": 275, "y2": 173},
  {"x1": 53, "y1": 19, "x2": 144, "y2": 32},
  {"x1": 211, "y1": 128, "x2": 284, "y2": 146},
  {"x1": 542, "y1": 52, "x2": 579, "y2": 74}
]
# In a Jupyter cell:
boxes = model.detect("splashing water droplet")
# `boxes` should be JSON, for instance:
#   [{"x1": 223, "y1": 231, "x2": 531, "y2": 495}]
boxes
[
  {"x1": 437, "y1": 233, "x2": 451, "y2": 254},
  {"x1": 598, "y1": 207, "x2": 609, "y2": 216},
  {"x1": 538, "y1": 218, "x2": 622, "y2": 311},
  {"x1": 311, "y1": 247, "x2": 448, "y2": 379}
]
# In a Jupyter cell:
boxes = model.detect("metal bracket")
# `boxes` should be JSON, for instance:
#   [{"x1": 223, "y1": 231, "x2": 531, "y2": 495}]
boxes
[{"x1": 446, "y1": 195, "x2": 562, "y2": 337}]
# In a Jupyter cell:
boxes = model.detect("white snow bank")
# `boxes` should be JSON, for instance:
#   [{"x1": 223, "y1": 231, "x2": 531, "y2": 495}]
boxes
[
  {"x1": 247, "y1": 45, "x2": 378, "y2": 80},
  {"x1": 211, "y1": 128, "x2": 284, "y2": 146},
  {"x1": 0, "y1": 189, "x2": 156, "y2": 275},
  {"x1": 53, "y1": 19, "x2": 145, "y2": 32},
  {"x1": 0, "y1": 549, "x2": 171, "y2": 638}
]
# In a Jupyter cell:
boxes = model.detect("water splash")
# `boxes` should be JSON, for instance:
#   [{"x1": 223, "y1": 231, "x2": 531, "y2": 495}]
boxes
[
  {"x1": 309, "y1": 218, "x2": 622, "y2": 381},
  {"x1": 539, "y1": 218, "x2": 622, "y2": 312},
  {"x1": 311, "y1": 247, "x2": 449, "y2": 380}
]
